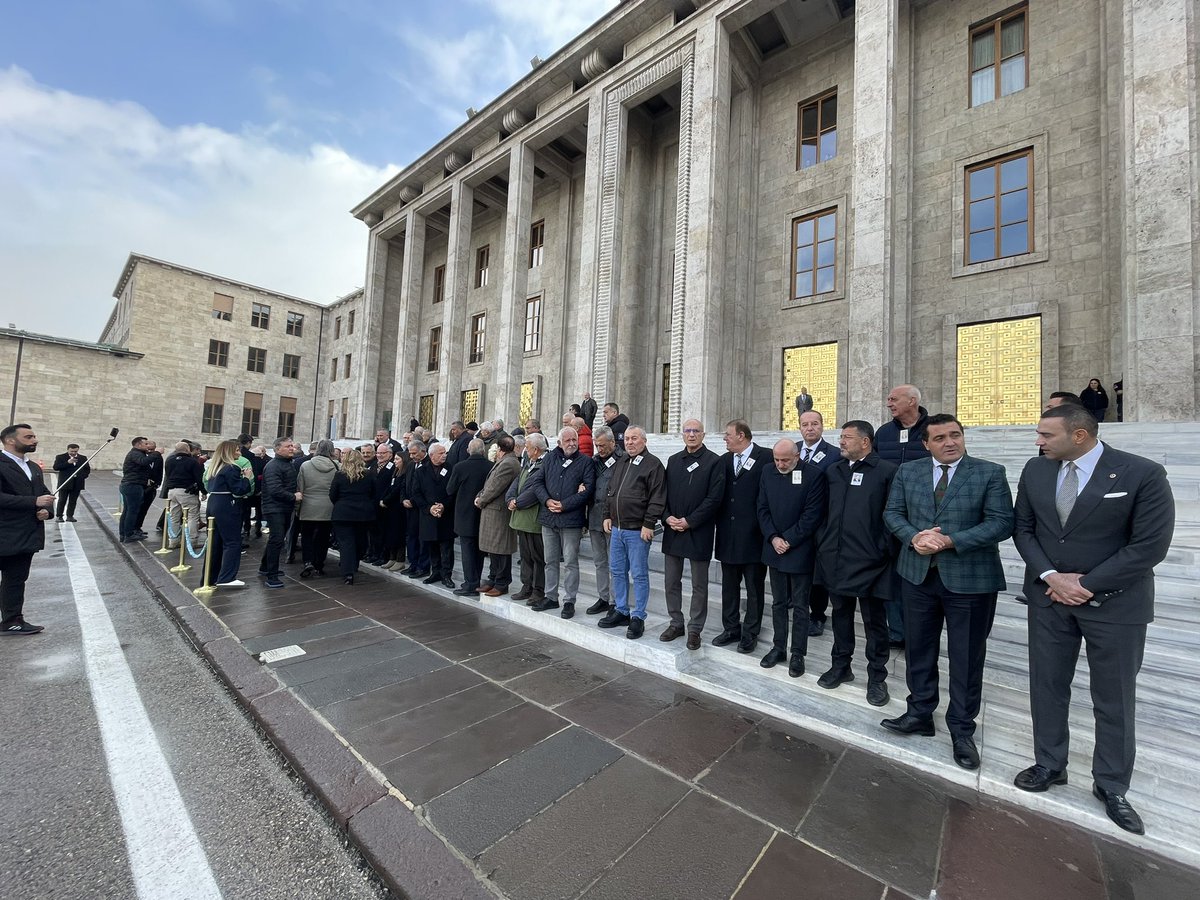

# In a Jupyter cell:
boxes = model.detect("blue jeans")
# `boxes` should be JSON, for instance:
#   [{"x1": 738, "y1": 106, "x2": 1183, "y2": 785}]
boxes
[
  {"x1": 119, "y1": 484, "x2": 144, "y2": 539},
  {"x1": 609, "y1": 527, "x2": 650, "y2": 619}
]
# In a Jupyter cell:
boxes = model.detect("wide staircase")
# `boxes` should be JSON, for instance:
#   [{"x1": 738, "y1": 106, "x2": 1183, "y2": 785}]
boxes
[{"x1": 405, "y1": 422, "x2": 1200, "y2": 867}]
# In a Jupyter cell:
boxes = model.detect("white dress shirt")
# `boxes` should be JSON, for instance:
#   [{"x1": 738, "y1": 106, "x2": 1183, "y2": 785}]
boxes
[{"x1": 2, "y1": 449, "x2": 32, "y2": 480}]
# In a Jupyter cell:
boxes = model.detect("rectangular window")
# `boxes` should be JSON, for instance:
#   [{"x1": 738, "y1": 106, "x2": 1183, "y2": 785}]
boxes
[
  {"x1": 529, "y1": 220, "x2": 545, "y2": 268},
  {"x1": 433, "y1": 265, "x2": 446, "y2": 304},
  {"x1": 276, "y1": 396, "x2": 297, "y2": 439},
  {"x1": 965, "y1": 149, "x2": 1032, "y2": 264},
  {"x1": 208, "y1": 339, "x2": 229, "y2": 367},
  {"x1": 241, "y1": 392, "x2": 262, "y2": 438},
  {"x1": 282, "y1": 353, "x2": 301, "y2": 379},
  {"x1": 469, "y1": 312, "x2": 486, "y2": 364},
  {"x1": 202, "y1": 387, "x2": 225, "y2": 434},
  {"x1": 286, "y1": 311, "x2": 304, "y2": 336},
  {"x1": 791, "y1": 209, "x2": 838, "y2": 299},
  {"x1": 328, "y1": 399, "x2": 336, "y2": 439},
  {"x1": 970, "y1": 7, "x2": 1027, "y2": 107},
  {"x1": 247, "y1": 346, "x2": 266, "y2": 373},
  {"x1": 348, "y1": 309, "x2": 355, "y2": 334},
  {"x1": 334, "y1": 316, "x2": 342, "y2": 339},
  {"x1": 524, "y1": 295, "x2": 542, "y2": 353},
  {"x1": 339, "y1": 398, "x2": 348, "y2": 439},
  {"x1": 475, "y1": 245, "x2": 490, "y2": 288},
  {"x1": 428, "y1": 326, "x2": 442, "y2": 372},
  {"x1": 343, "y1": 354, "x2": 351, "y2": 378},
  {"x1": 330, "y1": 356, "x2": 338, "y2": 381},
  {"x1": 797, "y1": 91, "x2": 837, "y2": 170},
  {"x1": 212, "y1": 292, "x2": 233, "y2": 321},
  {"x1": 251, "y1": 302, "x2": 271, "y2": 329}
]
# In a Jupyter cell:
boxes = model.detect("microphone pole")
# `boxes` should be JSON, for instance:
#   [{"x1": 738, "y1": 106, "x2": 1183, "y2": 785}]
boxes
[{"x1": 53, "y1": 427, "x2": 120, "y2": 496}]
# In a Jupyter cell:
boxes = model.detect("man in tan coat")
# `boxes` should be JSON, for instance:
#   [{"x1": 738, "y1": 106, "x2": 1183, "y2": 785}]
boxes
[{"x1": 475, "y1": 435, "x2": 520, "y2": 597}]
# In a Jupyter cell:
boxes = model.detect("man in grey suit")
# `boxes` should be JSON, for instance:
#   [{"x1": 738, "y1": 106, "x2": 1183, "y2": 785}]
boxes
[{"x1": 1012, "y1": 405, "x2": 1174, "y2": 835}]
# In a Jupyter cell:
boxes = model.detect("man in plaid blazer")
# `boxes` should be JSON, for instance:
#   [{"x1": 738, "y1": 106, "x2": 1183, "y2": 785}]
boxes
[{"x1": 881, "y1": 413, "x2": 1014, "y2": 770}]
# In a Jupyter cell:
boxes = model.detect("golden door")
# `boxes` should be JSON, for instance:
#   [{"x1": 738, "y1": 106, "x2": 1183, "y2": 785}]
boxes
[
  {"x1": 781, "y1": 342, "x2": 838, "y2": 430},
  {"x1": 519, "y1": 382, "x2": 535, "y2": 424},
  {"x1": 956, "y1": 316, "x2": 1041, "y2": 426}
]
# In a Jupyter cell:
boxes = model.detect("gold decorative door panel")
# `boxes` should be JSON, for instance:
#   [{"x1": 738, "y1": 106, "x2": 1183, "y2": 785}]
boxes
[
  {"x1": 418, "y1": 394, "x2": 435, "y2": 429},
  {"x1": 460, "y1": 389, "x2": 480, "y2": 425},
  {"x1": 956, "y1": 316, "x2": 1040, "y2": 426},
  {"x1": 519, "y1": 382, "x2": 535, "y2": 424},
  {"x1": 781, "y1": 342, "x2": 838, "y2": 430}
]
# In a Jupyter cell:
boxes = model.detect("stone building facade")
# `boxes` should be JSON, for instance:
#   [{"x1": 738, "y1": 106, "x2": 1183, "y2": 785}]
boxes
[{"x1": 347, "y1": 0, "x2": 1200, "y2": 438}]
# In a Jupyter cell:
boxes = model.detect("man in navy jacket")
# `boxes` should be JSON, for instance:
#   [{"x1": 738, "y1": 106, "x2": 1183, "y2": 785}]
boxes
[{"x1": 527, "y1": 427, "x2": 595, "y2": 617}]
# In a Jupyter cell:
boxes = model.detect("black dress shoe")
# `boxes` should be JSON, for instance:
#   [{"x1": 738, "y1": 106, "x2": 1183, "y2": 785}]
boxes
[
  {"x1": 659, "y1": 624, "x2": 685, "y2": 642},
  {"x1": 788, "y1": 655, "x2": 804, "y2": 678},
  {"x1": 531, "y1": 597, "x2": 560, "y2": 612},
  {"x1": 406, "y1": 569, "x2": 429, "y2": 579},
  {"x1": 686, "y1": 632, "x2": 701, "y2": 651},
  {"x1": 736, "y1": 634, "x2": 757, "y2": 654},
  {"x1": 1094, "y1": 784, "x2": 1145, "y2": 834},
  {"x1": 807, "y1": 618, "x2": 825, "y2": 637},
  {"x1": 760, "y1": 648, "x2": 786, "y2": 669},
  {"x1": 66, "y1": 517, "x2": 78, "y2": 522},
  {"x1": 453, "y1": 587, "x2": 478, "y2": 597},
  {"x1": 817, "y1": 667, "x2": 854, "y2": 689},
  {"x1": 344, "y1": 575, "x2": 354, "y2": 585},
  {"x1": 560, "y1": 602, "x2": 575, "y2": 619},
  {"x1": 866, "y1": 681, "x2": 890, "y2": 707},
  {"x1": 300, "y1": 564, "x2": 315, "y2": 579},
  {"x1": 598, "y1": 609, "x2": 630, "y2": 629},
  {"x1": 952, "y1": 736, "x2": 980, "y2": 770},
  {"x1": 712, "y1": 630, "x2": 740, "y2": 648},
  {"x1": 881, "y1": 713, "x2": 935, "y2": 736},
  {"x1": 585, "y1": 599, "x2": 609, "y2": 615},
  {"x1": 625, "y1": 617, "x2": 645, "y2": 640},
  {"x1": 1013, "y1": 764, "x2": 1067, "y2": 792},
  {"x1": 422, "y1": 573, "x2": 440, "y2": 584},
  {"x1": 440, "y1": 577, "x2": 456, "y2": 589}
]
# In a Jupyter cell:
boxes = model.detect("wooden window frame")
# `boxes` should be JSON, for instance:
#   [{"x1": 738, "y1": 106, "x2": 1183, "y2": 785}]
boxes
[
  {"x1": 282, "y1": 353, "x2": 301, "y2": 379},
  {"x1": 240, "y1": 392, "x2": 262, "y2": 439},
  {"x1": 348, "y1": 309, "x2": 356, "y2": 335},
  {"x1": 343, "y1": 354, "x2": 351, "y2": 379},
  {"x1": 334, "y1": 316, "x2": 342, "y2": 339},
  {"x1": 475, "y1": 245, "x2": 490, "y2": 289},
  {"x1": 964, "y1": 148, "x2": 1033, "y2": 265},
  {"x1": 202, "y1": 388, "x2": 225, "y2": 434},
  {"x1": 212, "y1": 292, "x2": 234, "y2": 321},
  {"x1": 433, "y1": 265, "x2": 446, "y2": 304},
  {"x1": 529, "y1": 220, "x2": 545, "y2": 268},
  {"x1": 523, "y1": 295, "x2": 542, "y2": 354},
  {"x1": 276, "y1": 397, "x2": 297, "y2": 439},
  {"x1": 250, "y1": 302, "x2": 271, "y2": 329},
  {"x1": 469, "y1": 312, "x2": 486, "y2": 364},
  {"x1": 285, "y1": 311, "x2": 304, "y2": 336},
  {"x1": 247, "y1": 346, "x2": 266, "y2": 373},
  {"x1": 208, "y1": 339, "x2": 229, "y2": 368},
  {"x1": 796, "y1": 90, "x2": 838, "y2": 170},
  {"x1": 790, "y1": 208, "x2": 839, "y2": 301},
  {"x1": 969, "y1": 5, "x2": 1028, "y2": 108},
  {"x1": 330, "y1": 356, "x2": 338, "y2": 381},
  {"x1": 339, "y1": 398, "x2": 348, "y2": 439},
  {"x1": 428, "y1": 326, "x2": 442, "y2": 372}
]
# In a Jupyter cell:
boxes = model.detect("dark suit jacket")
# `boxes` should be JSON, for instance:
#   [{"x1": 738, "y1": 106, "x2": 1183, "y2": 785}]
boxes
[
  {"x1": 884, "y1": 454, "x2": 1014, "y2": 594},
  {"x1": 1013, "y1": 444, "x2": 1174, "y2": 624},
  {"x1": 53, "y1": 453, "x2": 91, "y2": 491},
  {"x1": 816, "y1": 453, "x2": 899, "y2": 599},
  {"x1": 329, "y1": 473, "x2": 378, "y2": 523},
  {"x1": 447, "y1": 456, "x2": 492, "y2": 538},
  {"x1": 412, "y1": 460, "x2": 455, "y2": 541},
  {"x1": 446, "y1": 433, "x2": 472, "y2": 469},
  {"x1": 661, "y1": 445, "x2": 726, "y2": 561},
  {"x1": 715, "y1": 444, "x2": 773, "y2": 565},
  {"x1": 799, "y1": 439, "x2": 839, "y2": 472},
  {"x1": 1, "y1": 455, "x2": 48, "y2": 556},
  {"x1": 756, "y1": 463, "x2": 828, "y2": 575}
]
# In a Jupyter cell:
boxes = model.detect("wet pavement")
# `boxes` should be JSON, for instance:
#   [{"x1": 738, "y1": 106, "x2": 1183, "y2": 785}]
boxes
[{"x1": 82, "y1": 477, "x2": 1200, "y2": 899}]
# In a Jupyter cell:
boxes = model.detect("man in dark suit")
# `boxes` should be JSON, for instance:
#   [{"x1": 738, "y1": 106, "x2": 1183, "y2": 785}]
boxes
[
  {"x1": 411, "y1": 442, "x2": 456, "y2": 588},
  {"x1": 447, "y1": 438, "x2": 492, "y2": 595},
  {"x1": 1012, "y1": 405, "x2": 1174, "y2": 834},
  {"x1": 1, "y1": 424, "x2": 55, "y2": 635},
  {"x1": 757, "y1": 439, "x2": 828, "y2": 677},
  {"x1": 53, "y1": 443, "x2": 91, "y2": 522},
  {"x1": 794, "y1": 387, "x2": 814, "y2": 419},
  {"x1": 135, "y1": 440, "x2": 163, "y2": 533},
  {"x1": 400, "y1": 440, "x2": 431, "y2": 578},
  {"x1": 882, "y1": 413, "x2": 1014, "y2": 771},
  {"x1": 445, "y1": 421, "x2": 471, "y2": 469},
  {"x1": 797, "y1": 410, "x2": 841, "y2": 636},
  {"x1": 712, "y1": 420, "x2": 774, "y2": 654},
  {"x1": 119, "y1": 436, "x2": 155, "y2": 542}
]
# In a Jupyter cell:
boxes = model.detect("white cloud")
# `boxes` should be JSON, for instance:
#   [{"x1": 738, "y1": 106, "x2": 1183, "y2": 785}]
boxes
[
  {"x1": 472, "y1": 0, "x2": 620, "y2": 49},
  {"x1": 0, "y1": 66, "x2": 396, "y2": 341}
]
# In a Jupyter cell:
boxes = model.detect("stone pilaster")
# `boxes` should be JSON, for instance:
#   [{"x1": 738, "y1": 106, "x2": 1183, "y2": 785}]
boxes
[
  {"x1": 390, "y1": 210, "x2": 425, "y2": 432},
  {"x1": 437, "y1": 180, "x2": 474, "y2": 434},
  {"x1": 1120, "y1": 0, "x2": 1199, "y2": 420},
  {"x1": 495, "y1": 144, "x2": 534, "y2": 421},
  {"x1": 355, "y1": 229, "x2": 387, "y2": 434},
  {"x1": 573, "y1": 97, "x2": 607, "y2": 422},
  {"x1": 846, "y1": 0, "x2": 899, "y2": 423}
]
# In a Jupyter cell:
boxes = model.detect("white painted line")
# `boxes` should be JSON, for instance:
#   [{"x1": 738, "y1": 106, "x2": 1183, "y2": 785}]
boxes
[
  {"x1": 258, "y1": 645, "x2": 306, "y2": 663},
  {"x1": 60, "y1": 526, "x2": 223, "y2": 900}
]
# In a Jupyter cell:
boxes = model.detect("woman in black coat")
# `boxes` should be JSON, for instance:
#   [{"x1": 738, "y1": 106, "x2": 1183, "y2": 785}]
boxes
[
  {"x1": 1080, "y1": 378, "x2": 1109, "y2": 422},
  {"x1": 329, "y1": 449, "x2": 378, "y2": 584}
]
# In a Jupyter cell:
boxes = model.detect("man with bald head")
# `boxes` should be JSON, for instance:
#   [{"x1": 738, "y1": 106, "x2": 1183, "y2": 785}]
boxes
[
  {"x1": 660, "y1": 419, "x2": 726, "y2": 649},
  {"x1": 756, "y1": 438, "x2": 828, "y2": 677}
]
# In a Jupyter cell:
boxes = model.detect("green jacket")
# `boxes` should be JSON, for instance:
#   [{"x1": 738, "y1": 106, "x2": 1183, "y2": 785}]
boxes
[{"x1": 507, "y1": 459, "x2": 543, "y2": 534}]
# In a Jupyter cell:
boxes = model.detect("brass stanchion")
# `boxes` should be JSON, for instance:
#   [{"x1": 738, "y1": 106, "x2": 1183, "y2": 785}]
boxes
[
  {"x1": 170, "y1": 508, "x2": 192, "y2": 573},
  {"x1": 193, "y1": 516, "x2": 216, "y2": 597},
  {"x1": 153, "y1": 499, "x2": 173, "y2": 555}
]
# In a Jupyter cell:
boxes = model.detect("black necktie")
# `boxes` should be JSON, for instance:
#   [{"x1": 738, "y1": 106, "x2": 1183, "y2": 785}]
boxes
[
  {"x1": 802, "y1": 447, "x2": 811, "y2": 463},
  {"x1": 934, "y1": 464, "x2": 950, "y2": 506}
]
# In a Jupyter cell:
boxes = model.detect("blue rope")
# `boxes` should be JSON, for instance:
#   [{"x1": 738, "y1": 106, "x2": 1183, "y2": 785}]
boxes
[
  {"x1": 183, "y1": 521, "x2": 207, "y2": 560},
  {"x1": 165, "y1": 508, "x2": 182, "y2": 540}
]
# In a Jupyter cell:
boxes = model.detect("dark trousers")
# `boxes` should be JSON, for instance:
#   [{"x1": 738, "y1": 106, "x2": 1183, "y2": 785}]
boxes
[
  {"x1": 333, "y1": 522, "x2": 370, "y2": 577},
  {"x1": 136, "y1": 485, "x2": 156, "y2": 529},
  {"x1": 719, "y1": 561, "x2": 766, "y2": 637},
  {"x1": 299, "y1": 521, "x2": 331, "y2": 571},
  {"x1": 405, "y1": 510, "x2": 428, "y2": 572},
  {"x1": 242, "y1": 496, "x2": 261, "y2": 534},
  {"x1": 884, "y1": 569, "x2": 905, "y2": 641},
  {"x1": 458, "y1": 536, "x2": 483, "y2": 589},
  {"x1": 517, "y1": 531, "x2": 545, "y2": 594},
  {"x1": 769, "y1": 569, "x2": 812, "y2": 657},
  {"x1": 258, "y1": 510, "x2": 292, "y2": 577},
  {"x1": 385, "y1": 515, "x2": 407, "y2": 558},
  {"x1": 55, "y1": 489, "x2": 81, "y2": 519},
  {"x1": 425, "y1": 538, "x2": 455, "y2": 580},
  {"x1": 664, "y1": 554, "x2": 710, "y2": 633},
  {"x1": 118, "y1": 484, "x2": 144, "y2": 539},
  {"x1": 486, "y1": 553, "x2": 512, "y2": 589},
  {"x1": 809, "y1": 582, "x2": 829, "y2": 623},
  {"x1": 367, "y1": 516, "x2": 387, "y2": 561},
  {"x1": 1028, "y1": 602, "x2": 1146, "y2": 794},
  {"x1": 208, "y1": 508, "x2": 244, "y2": 585},
  {"x1": 829, "y1": 593, "x2": 890, "y2": 683},
  {"x1": 0, "y1": 553, "x2": 34, "y2": 624},
  {"x1": 901, "y1": 570, "x2": 997, "y2": 738}
]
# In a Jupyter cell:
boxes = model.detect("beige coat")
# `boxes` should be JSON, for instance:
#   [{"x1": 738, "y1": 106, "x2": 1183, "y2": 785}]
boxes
[{"x1": 477, "y1": 453, "x2": 520, "y2": 555}]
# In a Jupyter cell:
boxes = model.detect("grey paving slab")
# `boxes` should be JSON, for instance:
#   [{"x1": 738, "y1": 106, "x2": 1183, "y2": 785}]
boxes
[
  {"x1": 295, "y1": 647, "x2": 451, "y2": 707},
  {"x1": 618, "y1": 693, "x2": 760, "y2": 780},
  {"x1": 424, "y1": 726, "x2": 623, "y2": 857},
  {"x1": 426, "y1": 622, "x2": 538, "y2": 662},
  {"x1": 1099, "y1": 836, "x2": 1200, "y2": 899},
  {"x1": 504, "y1": 654, "x2": 629, "y2": 708},
  {"x1": 555, "y1": 670, "x2": 690, "y2": 739},
  {"x1": 232, "y1": 607, "x2": 360, "y2": 640},
  {"x1": 241, "y1": 615, "x2": 378, "y2": 653},
  {"x1": 272, "y1": 625, "x2": 398, "y2": 666},
  {"x1": 579, "y1": 790, "x2": 772, "y2": 900},
  {"x1": 479, "y1": 755, "x2": 689, "y2": 900},
  {"x1": 317, "y1": 665, "x2": 485, "y2": 730},
  {"x1": 274, "y1": 636, "x2": 423, "y2": 686},
  {"x1": 460, "y1": 635, "x2": 581, "y2": 681},
  {"x1": 733, "y1": 832, "x2": 886, "y2": 900}
]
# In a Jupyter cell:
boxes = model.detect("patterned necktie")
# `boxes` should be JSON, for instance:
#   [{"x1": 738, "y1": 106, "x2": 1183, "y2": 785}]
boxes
[
  {"x1": 734, "y1": 453, "x2": 744, "y2": 476},
  {"x1": 802, "y1": 447, "x2": 811, "y2": 463},
  {"x1": 934, "y1": 464, "x2": 950, "y2": 506},
  {"x1": 1056, "y1": 461, "x2": 1078, "y2": 526}
]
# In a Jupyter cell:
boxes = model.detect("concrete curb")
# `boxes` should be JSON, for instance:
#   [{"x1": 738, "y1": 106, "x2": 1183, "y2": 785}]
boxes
[{"x1": 80, "y1": 491, "x2": 498, "y2": 900}]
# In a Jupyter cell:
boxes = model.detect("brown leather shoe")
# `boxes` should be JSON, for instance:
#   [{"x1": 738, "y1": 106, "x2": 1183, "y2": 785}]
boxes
[
  {"x1": 659, "y1": 624, "x2": 685, "y2": 642},
  {"x1": 485, "y1": 587, "x2": 506, "y2": 597},
  {"x1": 686, "y1": 632, "x2": 702, "y2": 650},
  {"x1": 476, "y1": 584, "x2": 494, "y2": 594}
]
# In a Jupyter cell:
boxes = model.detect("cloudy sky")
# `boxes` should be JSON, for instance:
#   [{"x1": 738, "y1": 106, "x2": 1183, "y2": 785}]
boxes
[{"x1": 0, "y1": 0, "x2": 617, "y2": 341}]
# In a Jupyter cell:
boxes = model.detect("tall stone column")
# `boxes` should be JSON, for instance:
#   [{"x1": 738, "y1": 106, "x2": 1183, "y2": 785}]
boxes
[
  {"x1": 575, "y1": 96, "x2": 610, "y2": 424},
  {"x1": 846, "y1": 0, "x2": 899, "y2": 423},
  {"x1": 495, "y1": 143, "x2": 534, "y2": 421},
  {"x1": 390, "y1": 209, "x2": 425, "y2": 432},
  {"x1": 356, "y1": 225, "x2": 386, "y2": 434},
  {"x1": 1120, "y1": 0, "x2": 1198, "y2": 421},
  {"x1": 437, "y1": 179, "x2": 474, "y2": 434}
]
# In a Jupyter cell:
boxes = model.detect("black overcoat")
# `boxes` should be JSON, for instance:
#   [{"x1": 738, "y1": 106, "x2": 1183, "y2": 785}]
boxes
[
  {"x1": 757, "y1": 463, "x2": 828, "y2": 575},
  {"x1": 661, "y1": 445, "x2": 726, "y2": 561},
  {"x1": 714, "y1": 443, "x2": 773, "y2": 564},
  {"x1": 0, "y1": 455, "x2": 47, "y2": 555},
  {"x1": 412, "y1": 460, "x2": 456, "y2": 541},
  {"x1": 447, "y1": 456, "x2": 492, "y2": 538},
  {"x1": 815, "y1": 453, "x2": 898, "y2": 599}
]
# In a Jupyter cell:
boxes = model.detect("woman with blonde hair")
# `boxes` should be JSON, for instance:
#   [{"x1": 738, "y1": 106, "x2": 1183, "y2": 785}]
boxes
[
  {"x1": 204, "y1": 439, "x2": 255, "y2": 587},
  {"x1": 329, "y1": 448, "x2": 379, "y2": 584}
]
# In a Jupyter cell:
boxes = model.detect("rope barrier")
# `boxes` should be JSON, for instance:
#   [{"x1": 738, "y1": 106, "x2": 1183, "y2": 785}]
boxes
[
  {"x1": 193, "y1": 517, "x2": 217, "y2": 598},
  {"x1": 182, "y1": 517, "x2": 207, "y2": 560},
  {"x1": 170, "y1": 508, "x2": 193, "y2": 573}
]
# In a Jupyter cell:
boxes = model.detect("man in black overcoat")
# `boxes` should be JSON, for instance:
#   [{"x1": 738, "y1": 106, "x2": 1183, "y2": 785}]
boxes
[
  {"x1": 447, "y1": 438, "x2": 492, "y2": 595},
  {"x1": 412, "y1": 442, "x2": 456, "y2": 588},
  {"x1": 1, "y1": 424, "x2": 55, "y2": 635}
]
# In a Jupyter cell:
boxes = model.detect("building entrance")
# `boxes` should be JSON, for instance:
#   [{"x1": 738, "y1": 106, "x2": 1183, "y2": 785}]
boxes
[
  {"x1": 956, "y1": 315, "x2": 1041, "y2": 425},
  {"x1": 781, "y1": 342, "x2": 838, "y2": 430}
]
